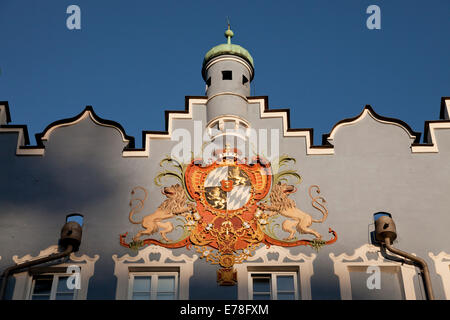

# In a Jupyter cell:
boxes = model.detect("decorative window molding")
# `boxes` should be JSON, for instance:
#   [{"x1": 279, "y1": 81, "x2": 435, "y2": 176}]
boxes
[
  {"x1": 329, "y1": 244, "x2": 417, "y2": 300},
  {"x1": 112, "y1": 245, "x2": 198, "y2": 300},
  {"x1": 11, "y1": 245, "x2": 99, "y2": 300},
  {"x1": 428, "y1": 251, "x2": 450, "y2": 300},
  {"x1": 235, "y1": 245, "x2": 316, "y2": 300}
]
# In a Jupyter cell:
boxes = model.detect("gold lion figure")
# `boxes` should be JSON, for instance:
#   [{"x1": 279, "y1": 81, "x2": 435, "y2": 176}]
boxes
[
  {"x1": 206, "y1": 187, "x2": 226, "y2": 209},
  {"x1": 259, "y1": 182, "x2": 328, "y2": 240},
  {"x1": 129, "y1": 184, "x2": 195, "y2": 242},
  {"x1": 228, "y1": 166, "x2": 248, "y2": 185}
]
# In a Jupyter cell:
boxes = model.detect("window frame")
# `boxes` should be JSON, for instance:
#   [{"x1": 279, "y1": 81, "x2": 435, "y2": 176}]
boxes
[
  {"x1": 222, "y1": 70, "x2": 232, "y2": 80},
  {"x1": 249, "y1": 271, "x2": 299, "y2": 300},
  {"x1": 128, "y1": 271, "x2": 179, "y2": 300},
  {"x1": 11, "y1": 245, "x2": 99, "y2": 300},
  {"x1": 429, "y1": 251, "x2": 450, "y2": 299},
  {"x1": 329, "y1": 244, "x2": 418, "y2": 300},
  {"x1": 28, "y1": 273, "x2": 78, "y2": 300},
  {"x1": 113, "y1": 245, "x2": 197, "y2": 300},
  {"x1": 235, "y1": 246, "x2": 316, "y2": 300}
]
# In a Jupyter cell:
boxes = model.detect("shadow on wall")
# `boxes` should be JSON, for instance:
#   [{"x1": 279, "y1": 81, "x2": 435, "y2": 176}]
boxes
[{"x1": 0, "y1": 117, "x2": 131, "y2": 212}]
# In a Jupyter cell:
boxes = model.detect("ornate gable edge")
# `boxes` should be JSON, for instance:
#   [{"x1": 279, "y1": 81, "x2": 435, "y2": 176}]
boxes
[
  {"x1": 250, "y1": 97, "x2": 450, "y2": 155},
  {"x1": 0, "y1": 101, "x2": 11, "y2": 125},
  {"x1": 2, "y1": 97, "x2": 449, "y2": 157},
  {"x1": 0, "y1": 104, "x2": 136, "y2": 156},
  {"x1": 325, "y1": 98, "x2": 450, "y2": 154},
  {"x1": 0, "y1": 97, "x2": 207, "y2": 157},
  {"x1": 121, "y1": 96, "x2": 207, "y2": 157},
  {"x1": 324, "y1": 105, "x2": 421, "y2": 145},
  {"x1": 249, "y1": 97, "x2": 334, "y2": 155},
  {"x1": 37, "y1": 106, "x2": 135, "y2": 147},
  {"x1": 439, "y1": 97, "x2": 450, "y2": 120},
  {"x1": 418, "y1": 97, "x2": 450, "y2": 153},
  {"x1": 0, "y1": 101, "x2": 32, "y2": 154}
]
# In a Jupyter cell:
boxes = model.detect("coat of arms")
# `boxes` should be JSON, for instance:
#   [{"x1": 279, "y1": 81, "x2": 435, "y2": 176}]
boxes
[{"x1": 120, "y1": 147, "x2": 337, "y2": 285}]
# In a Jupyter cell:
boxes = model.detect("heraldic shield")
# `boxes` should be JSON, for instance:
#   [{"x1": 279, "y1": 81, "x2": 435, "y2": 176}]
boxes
[
  {"x1": 184, "y1": 154, "x2": 272, "y2": 256},
  {"x1": 120, "y1": 149, "x2": 337, "y2": 285}
]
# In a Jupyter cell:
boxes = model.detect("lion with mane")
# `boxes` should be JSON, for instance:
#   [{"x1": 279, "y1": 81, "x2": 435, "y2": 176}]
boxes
[
  {"x1": 259, "y1": 182, "x2": 328, "y2": 240},
  {"x1": 129, "y1": 184, "x2": 195, "y2": 242}
]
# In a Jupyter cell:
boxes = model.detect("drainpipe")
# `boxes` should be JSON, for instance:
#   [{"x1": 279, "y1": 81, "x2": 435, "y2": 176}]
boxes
[
  {"x1": 374, "y1": 213, "x2": 434, "y2": 300},
  {"x1": 0, "y1": 244, "x2": 74, "y2": 300},
  {"x1": 0, "y1": 215, "x2": 83, "y2": 300},
  {"x1": 384, "y1": 237, "x2": 434, "y2": 300}
]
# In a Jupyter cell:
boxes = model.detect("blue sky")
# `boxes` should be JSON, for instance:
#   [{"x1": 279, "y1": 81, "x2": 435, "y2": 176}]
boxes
[{"x1": 0, "y1": 0, "x2": 449, "y2": 146}]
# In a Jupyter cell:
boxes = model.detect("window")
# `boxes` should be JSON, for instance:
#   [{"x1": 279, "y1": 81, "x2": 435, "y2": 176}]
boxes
[
  {"x1": 206, "y1": 77, "x2": 211, "y2": 87},
  {"x1": 242, "y1": 75, "x2": 248, "y2": 85},
  {"x1": 235, "y1": 246, "x2": 316, "y2": 300},
  {"x1": 129, "y1": 272, "x2": 178, "y2": 300},
  {"x1": 330, "y1": 244, "x2": 419, "y2": 300},
  {"x1": 222, "y1": 70, "x2": 232, "y2": 80},
  {"x1": 113, "y1": 245, "x2": 197, "y2": 300},
  {"x1": 347, "y1": 265, "x2": 405, "y2": 300},
  {"x1": 250, "y1": 272, "x2": 298, "y2": 300},
  {"x1": 11, "y1": 245, "x2": 99, "y2": 300},
  {"x1": 30, "y1": 274, "x2": 77, "y2": 300}
]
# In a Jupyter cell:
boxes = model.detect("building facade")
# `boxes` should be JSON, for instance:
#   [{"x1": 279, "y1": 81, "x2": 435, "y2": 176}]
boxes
[{"x1": 0, "y1": 28, "x2": 449, "y2": 300}]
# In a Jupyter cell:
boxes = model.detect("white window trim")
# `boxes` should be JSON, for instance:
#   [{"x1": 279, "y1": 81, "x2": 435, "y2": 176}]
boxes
[
  {"x1": 128, "y1": 271, "x2": 178, "y2": 300},
  {"x1": 11, "y1": 245, "x2": 99, "y2": 300},
  {"x1": 428, "y1": 251, "x2": 450, "y2": 300},
  {"x1": 329, "y1": 244, "x2": 417, "y2": 300},
  {"x1": 28, "y1": 273, "x2": 78, "y2": 300},
  {"x1": 235, "y1": 245, "x2": 316, "y2": 300},
  {"x1": 249, "y1": 271, "x2": 299, "y2": 300},
  {"x1": 112, "y1": 245, "x2": 198, "y2": 300}
]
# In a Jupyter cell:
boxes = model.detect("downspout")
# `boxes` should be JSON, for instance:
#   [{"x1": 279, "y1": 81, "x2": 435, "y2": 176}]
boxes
[
  {"x1": 0, "y1": 215, "x2": 83, "y2": 300},
  {"x1": 384, "y1": 237, "x2": 434, "y2": 300},
  {"x1": 374, "y1": 213, "x2": 434, "y2": 300},
  {"x1": 0, "y1": 244, "x2": 74, "y2": 300}
]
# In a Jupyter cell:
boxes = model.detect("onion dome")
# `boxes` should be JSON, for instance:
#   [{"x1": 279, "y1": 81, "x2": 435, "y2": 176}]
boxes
[{"x1": 202, "y1": 25, "x2": 254, "y2": 80}]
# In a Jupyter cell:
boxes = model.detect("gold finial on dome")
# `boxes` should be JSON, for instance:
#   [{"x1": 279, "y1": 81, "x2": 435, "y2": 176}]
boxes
[
  {"x1": 202, "y1": 18, "x2": 254, "y2": 80},
  {"x1": 225, "y1": 17, "x2": 234, "y2": 44}
]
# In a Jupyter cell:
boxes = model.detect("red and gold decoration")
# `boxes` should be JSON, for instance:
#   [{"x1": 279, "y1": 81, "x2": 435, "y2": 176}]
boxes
[{"x1": 120, "y1": 148, "x2": 337, "y2": 285}]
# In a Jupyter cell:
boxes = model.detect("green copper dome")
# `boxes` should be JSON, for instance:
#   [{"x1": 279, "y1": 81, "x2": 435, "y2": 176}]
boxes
[{"x1": 202, "y1": 26, "x2": 254, "y2": 79}]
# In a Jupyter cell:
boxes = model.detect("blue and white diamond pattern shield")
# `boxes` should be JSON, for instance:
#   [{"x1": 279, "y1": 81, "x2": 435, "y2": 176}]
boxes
[{"x1": 204, "y1": 166, "x2": 251, "y2": 210}]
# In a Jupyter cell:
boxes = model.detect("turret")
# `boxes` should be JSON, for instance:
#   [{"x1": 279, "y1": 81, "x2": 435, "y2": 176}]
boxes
[{"x1": 202, "y1": 25, "x2": 254, "y2": 123}]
